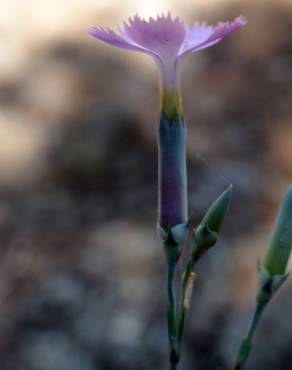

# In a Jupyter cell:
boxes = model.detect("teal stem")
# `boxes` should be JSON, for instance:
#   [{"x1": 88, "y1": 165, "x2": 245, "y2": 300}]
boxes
[
  {"x1": 167, "y1": 262, "x2": 179, "y2": 369},
  {"x1": 232, "y1": 301, "x2": 266, "y2": 370}
]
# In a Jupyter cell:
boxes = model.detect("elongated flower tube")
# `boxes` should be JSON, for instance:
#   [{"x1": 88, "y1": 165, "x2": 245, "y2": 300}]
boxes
[{"x1": 89, "y1": 14, "x2": 247, "y2": 253}]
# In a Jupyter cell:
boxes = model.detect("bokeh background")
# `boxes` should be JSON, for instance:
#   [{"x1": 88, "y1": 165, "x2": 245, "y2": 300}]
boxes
[{"x1": 0, "y1": 0, "x2": 292, "y2": 369}]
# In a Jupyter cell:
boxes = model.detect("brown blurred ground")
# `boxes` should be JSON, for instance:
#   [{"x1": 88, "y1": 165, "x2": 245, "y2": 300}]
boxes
[{"x1": 0, "y1": 0, "x2": 292, "y2": 369}]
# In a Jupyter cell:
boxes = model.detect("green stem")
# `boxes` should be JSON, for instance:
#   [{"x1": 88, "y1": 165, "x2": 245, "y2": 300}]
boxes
[
  {"x1": 246, "y1": 302, "x2": 265, "y2": 341},
  {"x1": 232, "y1": 301, "x2": 266, "y2": 370},
  {"x1": 167, "y1": 262, "x2": 179, "y2": 368},
  {"x1": 171, "y1": 363, "x2": 178, "y2": 370},
  {"x1": 177, "y1": 258, "x2": 196, "y2": 356}
]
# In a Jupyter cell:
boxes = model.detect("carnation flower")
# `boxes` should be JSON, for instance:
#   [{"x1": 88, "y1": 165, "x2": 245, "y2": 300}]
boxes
[
  {"x1": 89, "y1": 13, "x2": 247, "y2": 117},
  {"x1": 88, "y1": 12, "x2": 246, "y2": 235}
]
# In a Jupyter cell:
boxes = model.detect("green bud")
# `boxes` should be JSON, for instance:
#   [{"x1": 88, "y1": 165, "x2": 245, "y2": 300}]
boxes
[
  {"x1": 262, "y1": 185, "x2": 292, "y2": 275},
  {"x1": 192, "y1": 224, "x2": 218, "y2": 262},
  {"x1": 191, "y1": 185, "x2": 232, "y2": 262},
  {"x1": 200, "y1": 184, "x2": 232, "y2": 233}
]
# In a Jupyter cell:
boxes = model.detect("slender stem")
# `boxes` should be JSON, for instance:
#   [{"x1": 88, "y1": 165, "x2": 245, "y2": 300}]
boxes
[
  {"x1": 232, "y1": 301, "x2": 266, "y2": 370},
  {"x1": 171, "y1": 363, "x2": 178, "y2": 370},
  {"x1": 246, "y1": 302, "x2": 265, "y2": 341},
  {"x1": 177, "y1": 259, "x2": 195, "y2": 356},
  {"x1": 167, "y1": 262, "x2": 179, "y2": 369}
]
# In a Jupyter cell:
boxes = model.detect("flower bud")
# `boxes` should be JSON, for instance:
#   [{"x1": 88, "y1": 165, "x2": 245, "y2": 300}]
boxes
[
  {"x1": 201, "y1": 184, "x2": 232, "y2": 233},
  {"x1": 262, "y1": 185, "x2": 292, "y2": 275},
  {"x1": 192, "y1": 185, "x2": 232, "y2": 262}
]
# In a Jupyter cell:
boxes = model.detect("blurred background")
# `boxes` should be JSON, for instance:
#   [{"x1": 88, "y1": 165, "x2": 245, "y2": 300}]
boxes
[{"x1": 0, "y1": 0, "x2": 292, "y2": 369}]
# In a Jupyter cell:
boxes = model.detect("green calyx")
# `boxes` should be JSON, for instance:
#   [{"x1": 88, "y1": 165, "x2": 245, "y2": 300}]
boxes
[
  {"x1": 157, "y1": 221, "x2": 190, "y2": 264},
  {"x1": 262, "y1": 185, "x2": 292, "y2": 275},
  {"x1": 257, "y1": 263, "x2": 288, "y2": 304}
]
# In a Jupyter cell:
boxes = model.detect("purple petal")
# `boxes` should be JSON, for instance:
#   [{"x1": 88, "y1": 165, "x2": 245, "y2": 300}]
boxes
[
  {"x1": 88, "y1": 14, "x2": 247, "y2": 89},
  {"x1": 123, "y1": 13, "x2": 185, "y2": 63},
  {"x1": 179, "y1": 16, "x2": 247, "y2": 56},
  {"x1": 88, "y1": 26, "x2": 151, "y2": 54}
]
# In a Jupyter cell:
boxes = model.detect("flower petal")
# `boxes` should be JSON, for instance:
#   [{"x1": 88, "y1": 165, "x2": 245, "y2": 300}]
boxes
[
  {"x1": 88, "y1": 14, "x2": 247, "y2": 89},
  {"x1": 88, "y1": 26, "x2": 151, "y2": 54},
  {"x1": 124, "y1": 13, "x2": 186, "y2": 64},
  {"x1": 179, "y1": 16, "x2": 247, "y2": 56}
]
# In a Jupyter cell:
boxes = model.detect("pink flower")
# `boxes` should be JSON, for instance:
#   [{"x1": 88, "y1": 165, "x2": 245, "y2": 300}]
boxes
[
  {"x1": 88, "y1": 13, "x2": 247, "y2": 233},
  {"x1": 89, "y1": 13, "x2": 247, "y2": 90}
]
